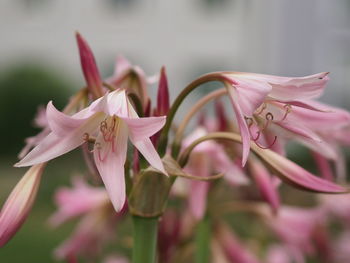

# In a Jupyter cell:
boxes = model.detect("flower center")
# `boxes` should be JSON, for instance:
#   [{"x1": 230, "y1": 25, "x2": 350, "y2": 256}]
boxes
[{"x1": 245, "y1": 102, "x2": 292, "y2": 149}]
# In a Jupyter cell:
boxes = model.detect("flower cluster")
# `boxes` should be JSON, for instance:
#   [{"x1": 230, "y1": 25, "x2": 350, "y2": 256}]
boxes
[{"x1": 1, "y1": 33, "x2": 350, "y2": 263}]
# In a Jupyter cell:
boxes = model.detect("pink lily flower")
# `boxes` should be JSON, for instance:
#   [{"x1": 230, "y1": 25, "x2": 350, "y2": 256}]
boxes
[
  {"x1": 54, "y1": 211, "x2": 115, "y2": 262},
  {"x1": 51, "y1": 177, "x2": 120, "y2": 262},
  {"x1": 263, "y1": 206, "x2": 324, "y2": 257},
  {"x1": 0, "y1": 163, "x2": 45, "y2": 247},
  {"x1": 265, "y1": 244, "x2": 305, "y2": 263},
  {"x1": 15, "y1": 89, "x2": 167, "y2": 211},
  {"x1": 221, "y1": 72, "x2": 330, "y2": 165},
  {"x1": 183, "y1": 127, "x2": 249, "y2": 219},
  {"x1": 48, "y1": 177, "x2": 109, "y2": 226}
]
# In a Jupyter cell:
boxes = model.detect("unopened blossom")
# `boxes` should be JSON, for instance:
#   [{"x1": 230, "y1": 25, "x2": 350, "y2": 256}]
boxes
[
  {"x1": 76, "y1": 32, "x2": 104, "y2": 99},
  {"x1": 220, "y1": 72, "x2": 331, "y2": 165},
  {"x1": 0, "y1": 163, "x2": 45, "y2": 247},
  {"x1": 16, "y1": 89, "x2": 167, "y2": 211}
]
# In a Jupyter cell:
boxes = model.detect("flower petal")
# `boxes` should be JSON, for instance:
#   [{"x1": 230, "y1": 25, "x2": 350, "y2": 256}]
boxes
[
  {"x1": 130, "y1": 137, "x2": 167, "y2": 175},
  {"x1": 252, "y1": 146, "x2": 347, "y2": 193},
  {"x1": 268, "y1": 72, "x2": 329, "y2": 101},
  {"x1": 0, "y1": 163, "x2": 45, "y2": 247},
  {"x1": 122, "y1": 116, "x2": 166, "y2": 140},
  {"x1": 93, "y1": 119, "x2": 128, "y2": 212},
  {"x1": 15, "y1": 112, "x2": 105, "y2": 167},
  {"x1": 226, "y1": 84, "x2": 251, "y2": 166},
  {"x1": 46, "y1": 101, "x2": 92, "y2": 136},
  {"x1": 249, "y1": 157, "x2": 280, "y2": 213}
]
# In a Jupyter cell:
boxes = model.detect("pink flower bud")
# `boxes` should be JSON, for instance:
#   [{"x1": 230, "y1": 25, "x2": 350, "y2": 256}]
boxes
[
  {"x1": 156, "y1": 66, "x2": 170, "y2": 116},
  {"x1": 0, "y1": 163, "x2": 45, "y2": 247},
  {"x1": 76, "y1": 32, "x2": 104, "y2": 99}
]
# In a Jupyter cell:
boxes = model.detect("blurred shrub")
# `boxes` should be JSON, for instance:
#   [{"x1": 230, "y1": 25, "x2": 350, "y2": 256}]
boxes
[{"x1": 0, "y1": 64, "x2": 73, "y2": 156}]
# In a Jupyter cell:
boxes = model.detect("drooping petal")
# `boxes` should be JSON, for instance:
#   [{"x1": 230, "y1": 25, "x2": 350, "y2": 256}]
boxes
[
  {"x1": 15, "y1": 112, "x2": 105, "y2": 167},
  {"x1": 225, "y1": 84, "x2": 251, "y2": 166},
  {"x1": 93, "y1": 119, "x2": 129, "y2": 212},
  {"x1": 252, "y1": 146, "x2": 347, "y2": 193},
  {"x1": 122, "y1": 116, "x2": 166, "y2": 140},
  {"x1": 185, "y1": 155, "x2": 211, "y2": 220},
  {"x1": 130, "y1": 137, "x2": 167, "y2": 175},
  {"x1": 76, "y1": 32, "x2": 104, "y2": 98},
  {"x1": 249, "y1": 157, "x2": 280, "y2": 213},
  {"x1": 0, "y1": 163, "x2": 45, "y2": 247}
]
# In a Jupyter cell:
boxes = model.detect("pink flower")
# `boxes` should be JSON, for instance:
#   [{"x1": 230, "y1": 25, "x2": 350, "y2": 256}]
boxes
[
  {"x1": 263, "y1": 206, "x2": 324, "y2": 256},
  {"x1": 221, "y1": 72, "x2": 330, "y2": 165},
  {"x1": 183, "y1": 127, "x2": 249, "y2": 219},
  {"x1": 0, "y1": 163, "x2": 45, "y2": 247},
  {"x1": 54, "y1": 211, "x2": 115, "y2": 261},
  {"x1": 16, "y1": 89, "x2": 167, "y2": 211},
  {"x1": 48, "y1": 177, "x2": 109, "y2": 226}
]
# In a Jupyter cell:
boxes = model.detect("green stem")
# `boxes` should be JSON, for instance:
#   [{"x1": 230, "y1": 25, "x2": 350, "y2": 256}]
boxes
[
  {"x1": 132, "y1": 216, "x2": 159, "y2": 263},
  {"x1": 195, "y1": 215, "x2": 211, "y2": 263},
  {"x1": 157, "y1": 72, "x2": 226, "y2": 156}
]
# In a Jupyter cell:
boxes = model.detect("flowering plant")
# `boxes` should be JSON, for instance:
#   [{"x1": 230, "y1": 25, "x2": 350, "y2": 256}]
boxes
[{"x1": 1, "y1": 33, "x2": 350, "y2": 263}]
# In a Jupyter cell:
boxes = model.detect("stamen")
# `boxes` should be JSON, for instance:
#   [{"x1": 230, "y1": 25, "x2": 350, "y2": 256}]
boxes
[
  {"x1": 245, "y1": 117, "x2": 254, "y2": 127},
  {"x1": 256, "y1": 102, "x2": 267, "y2": 115},
  {"x1": 280, "y1": 104, "x2": 292, "y2": 121},
  {"x1": 254, "y1": 136, "x2": 277, "y2": 149},
  {"x1": 261, "y1": 112, "x2": 274, "y2": 131}
]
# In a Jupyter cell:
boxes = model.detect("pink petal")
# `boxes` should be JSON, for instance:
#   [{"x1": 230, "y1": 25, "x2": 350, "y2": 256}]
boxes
[
  {"x1": 185, "y1": 156, "x2": 211, "y2": 220},
  {"x1": 15, "y1": 112, "x2": 105, "y2": 167},
  {"x1": 49, "y1": 177, "x2": 108, "y2": 226},
  {"x1": 0, "y1": 163, "x2": 45, "y2": 247},
  {"x1": 312, "y1": 152, "x2": 334, "y2": 181},
  {"x1": 226, "y1": 85, "x2": 251, "y2": 166},
  {"x1": 122, "y1": 116, "x2": 166, "y2": 140},
  {"x1": 114, "y1": 56, "x2": 132, "y2": 76},
  {"x1": 249, "y1": 157, "x2": 280, "y2": 213},
  {"x1": 252, "y1": 146, "x2": 347, "y2": 193},
  {"x1": 93, "y1": 120, "x2": 128, "y2": 212},
  {"x1": 76, "y1": 32, "x2": 103, "y2": 98},
  {"x1": 46, "y1": 101, "x2": 91, "y2": 136},
  {"x1": 130, "y1": 137, "x2": 167, "y2": 175},
  {"x1": 268, "y1": 72, "x2": 329, "y2": 101}
]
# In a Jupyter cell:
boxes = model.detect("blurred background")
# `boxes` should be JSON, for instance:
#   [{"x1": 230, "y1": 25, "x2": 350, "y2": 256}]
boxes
[{"x1": 1, "y1": 0, "x2": 350, "y2": 262}]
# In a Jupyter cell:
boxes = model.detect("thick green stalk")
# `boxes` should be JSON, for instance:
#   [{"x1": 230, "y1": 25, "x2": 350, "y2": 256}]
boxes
[
  {"x1": 132, "y1": 216, "x2": 159, "y2": 263},
  {"x1": 195, "y1": 215, "x2": 211, "y2": 263}
]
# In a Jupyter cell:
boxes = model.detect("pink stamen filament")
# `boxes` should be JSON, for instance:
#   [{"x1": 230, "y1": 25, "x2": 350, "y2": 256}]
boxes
[{"x1": 254, "y1": 136, "x2": 277, "y2": 149}]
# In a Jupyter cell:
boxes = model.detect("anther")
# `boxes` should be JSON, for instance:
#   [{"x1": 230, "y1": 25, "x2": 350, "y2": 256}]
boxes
[
  {"x1": 265, "y1": 112, "x2": 274, "y2": 121},
  {"x1": 280, "y1": 104, "x2": 292, "y2": 121}
]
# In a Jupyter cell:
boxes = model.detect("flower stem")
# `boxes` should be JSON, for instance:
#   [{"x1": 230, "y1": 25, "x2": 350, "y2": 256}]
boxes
[
  {"x1": 157, "y1": 73, "x2": 225, "y2": 156},
  {"x1": 132, "y1": 216, "x2": 159, "y2": 263},
  {"x1": 195, "y1": 215, "x2": 211, "y2": 263}
]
